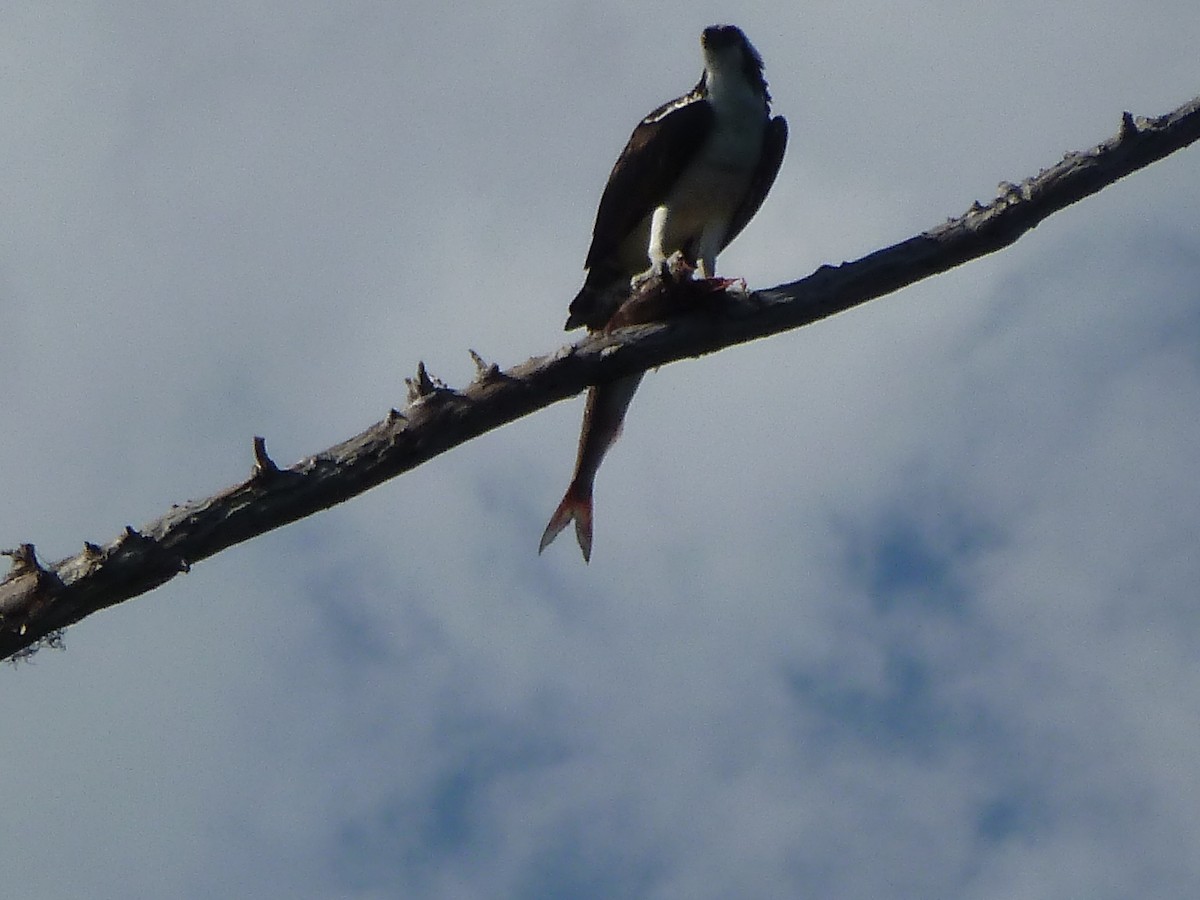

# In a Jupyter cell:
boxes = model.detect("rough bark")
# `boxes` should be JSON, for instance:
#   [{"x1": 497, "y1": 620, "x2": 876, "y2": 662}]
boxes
[{"x1": 3, "y1": 97, "x2": 1199, "y2": 662}]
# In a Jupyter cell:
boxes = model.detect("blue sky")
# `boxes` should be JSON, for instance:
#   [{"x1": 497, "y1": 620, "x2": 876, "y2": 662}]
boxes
[{"x1": 2, "y1": 2, "x2": 1199, "y2": 897}]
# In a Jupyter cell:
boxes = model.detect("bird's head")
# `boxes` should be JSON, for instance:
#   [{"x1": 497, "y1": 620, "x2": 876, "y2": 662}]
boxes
[{"x1": 699, "y1": 25, "x2": 769, "y2": 105}]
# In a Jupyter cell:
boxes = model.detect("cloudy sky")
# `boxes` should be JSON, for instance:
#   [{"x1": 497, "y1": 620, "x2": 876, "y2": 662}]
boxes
[{"x1": 3, "y1": 2, "x2": 1199, "y2": 897}]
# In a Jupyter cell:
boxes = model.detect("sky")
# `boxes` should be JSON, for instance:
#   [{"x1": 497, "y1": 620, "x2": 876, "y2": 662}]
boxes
[{"x1": 2, "y1": 2, "x2": 1199, "y2": 898}]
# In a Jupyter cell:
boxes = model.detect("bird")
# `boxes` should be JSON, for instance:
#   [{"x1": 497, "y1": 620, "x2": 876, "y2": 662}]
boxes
[{"x1": 539, "y1": 24, "x2": 788, "y2": 562}]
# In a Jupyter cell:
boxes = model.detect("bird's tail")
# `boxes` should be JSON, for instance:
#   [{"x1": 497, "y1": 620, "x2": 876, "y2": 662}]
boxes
[
  {"x1": 566, "y1": 265, "x2": 627, "y2": 331},
  {"x1": 538, "y1": 480, "x2": 594, "y2": 563}
]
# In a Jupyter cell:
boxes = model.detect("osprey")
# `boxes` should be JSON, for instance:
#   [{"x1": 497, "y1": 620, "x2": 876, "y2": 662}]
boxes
[{"x1": 540, "y1": 24, "x2": 787, "y2": 562}]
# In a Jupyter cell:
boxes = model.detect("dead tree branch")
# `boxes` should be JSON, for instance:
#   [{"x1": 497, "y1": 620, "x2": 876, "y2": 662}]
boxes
[{"x1": 3, "y1": 96, "x2": 1198, "y2": 662}]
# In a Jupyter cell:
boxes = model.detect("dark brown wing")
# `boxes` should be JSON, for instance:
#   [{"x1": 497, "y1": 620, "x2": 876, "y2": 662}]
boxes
[
  {"x1": 721, "y1": 115, "x2": 788, "y2": 251},
  {"x1": 583, "y1": 96, "x2": 715, "y2": 271}
]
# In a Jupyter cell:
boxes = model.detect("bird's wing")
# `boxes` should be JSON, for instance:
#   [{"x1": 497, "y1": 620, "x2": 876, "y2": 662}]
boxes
[
  {"x1": 583, "y1": 96, "x2": 715, "y2": 271},
  {"x1": 721, "y1": 115, "x2": 788, "y2": 251}
]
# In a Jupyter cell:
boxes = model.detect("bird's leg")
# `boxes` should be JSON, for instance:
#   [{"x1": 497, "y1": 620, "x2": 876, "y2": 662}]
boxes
[
  {"x1": 647, "y1": 205, "x2": 670, "y2": 276},
  {"x1": 693, "y1": 220, "x2": 724, "y2": 280},
  {"x1": 629, "y1": 206, "x2": 675, "y2": 291}
]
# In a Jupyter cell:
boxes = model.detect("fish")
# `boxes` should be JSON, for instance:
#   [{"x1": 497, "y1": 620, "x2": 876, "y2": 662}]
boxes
[
  {"x1": 539, "y1": 266, "x2": 740, "y2": 562},
  {"x1": 538, "y1": 373, "x2": 644, "y2": 563}
]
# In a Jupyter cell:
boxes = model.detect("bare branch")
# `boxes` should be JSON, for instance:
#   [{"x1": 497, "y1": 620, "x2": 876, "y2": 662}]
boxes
[
  {"x1": 3, "y1": 96, "x2": 1198, "y2": 661},
  {"x1": 251, "y1": 436, "x2": 280, "y2": 479}
]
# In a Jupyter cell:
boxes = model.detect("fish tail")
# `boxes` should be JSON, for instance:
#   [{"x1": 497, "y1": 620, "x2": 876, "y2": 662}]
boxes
[{"x1": 538, "y1": 481, "x2": 594, "y2": 563}]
